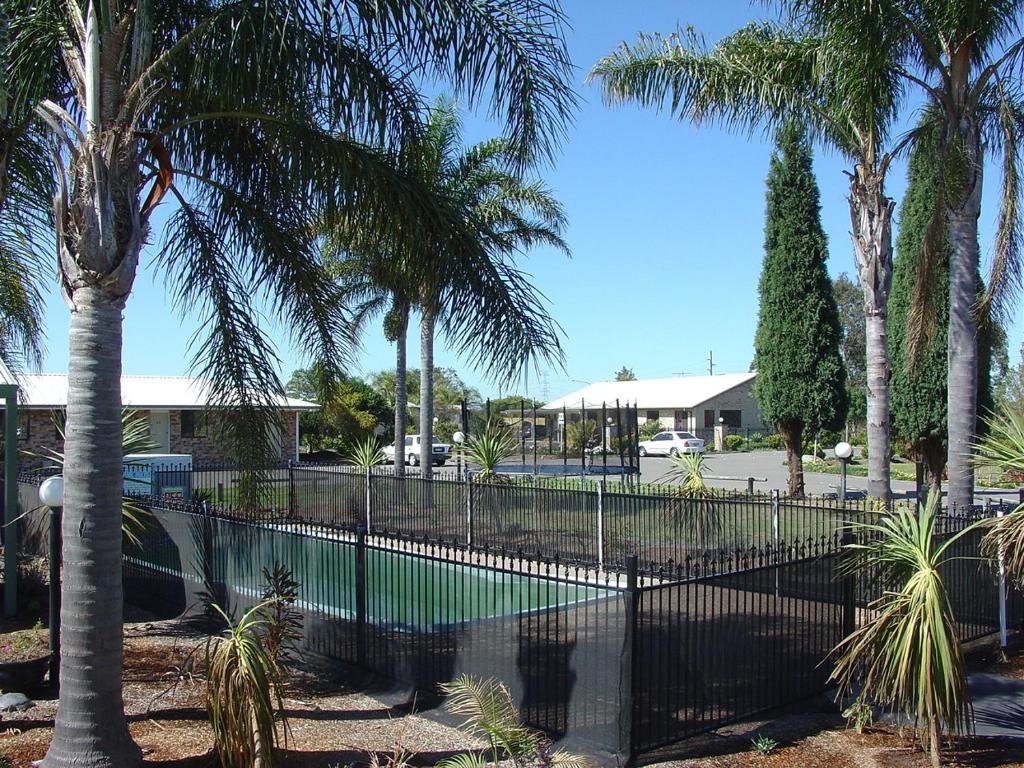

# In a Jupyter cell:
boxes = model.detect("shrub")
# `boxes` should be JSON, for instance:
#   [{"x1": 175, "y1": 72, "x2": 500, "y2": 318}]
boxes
[
  {"x1": 566, "y1": 419, "x2": 598, "y2": 454},
  {"x1": 724, "y1": 434, "x2": 745, "y2": 451},
  {"x1": 638, "y1": 419, "x2": 663, "y2": 440},
  {"x1": 764, "y1": 434, "x2": 784, "y2": 450}
]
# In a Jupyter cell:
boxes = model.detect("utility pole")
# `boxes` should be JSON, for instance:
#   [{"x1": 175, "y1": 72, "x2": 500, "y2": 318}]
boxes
[{"x1": 707, "y1": 350, "x2": 715, "y2": 375}]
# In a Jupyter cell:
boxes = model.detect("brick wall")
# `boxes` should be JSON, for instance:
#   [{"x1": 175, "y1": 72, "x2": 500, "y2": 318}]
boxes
[
  {"x1": 18, "y1": 407, "x2": 302, "y2": 468},
  {"x1": 19, "y1": 410, "x2": 64, "y2": 468}
]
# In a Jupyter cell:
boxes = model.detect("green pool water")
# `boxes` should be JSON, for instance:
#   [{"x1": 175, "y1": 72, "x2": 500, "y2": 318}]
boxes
[{"x1": 128, "y1": 514, "x2": 612, "y2": 628}]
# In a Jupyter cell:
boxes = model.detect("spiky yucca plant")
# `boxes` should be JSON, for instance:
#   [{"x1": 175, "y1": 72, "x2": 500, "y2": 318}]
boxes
[
  {"x1": 665, "y1": 451, "x2": 721, "y2": 547},
  {"x1": 206, "y1": 602, "x2": 289, "y2": 768},
  {"x1": 347, "y1": 436, "x2": 386, "y2": 469},
  {"x1": 830, "y1": 498, "x2": 977, "y2": 767},
  {"x1": 461, "y1": 421, "x2": 517, "y2": 482},
  {"x1": 978, "y1": 405, "x2": 1024, "y2": 583},
  {"x1": 439, "y1": 676, "x2": 587, "y2": 768}
]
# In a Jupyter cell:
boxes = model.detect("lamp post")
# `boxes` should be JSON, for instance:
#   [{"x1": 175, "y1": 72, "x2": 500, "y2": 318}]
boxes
[
  {"x1": 834, "y1": 442, "x2": 853, "y2": 503},
  {"x1": 453, "y1": 431, "x2": 466, "y2": 479},
  {"x1": 38, "y1": 475, "x2": 63, "y2": 689}
]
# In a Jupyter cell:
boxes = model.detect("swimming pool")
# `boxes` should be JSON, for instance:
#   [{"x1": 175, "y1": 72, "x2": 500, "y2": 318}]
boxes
[{"x1": 126, "y1": 510, "x2": 614, "y2": 630}]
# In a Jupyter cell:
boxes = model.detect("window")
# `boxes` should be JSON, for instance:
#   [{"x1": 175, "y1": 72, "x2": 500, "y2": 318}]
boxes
[
  {"x1": 652, "y1": 433, "x2": 670, "y2": 441},
  {"x1": 645, "y1": 410, "x2": 659, "y2": 423},
  {"x1": 180, "y1": 410, "x2": 208, "y2": 438},
  {"x1": 676, "y1": 432, "x2": 696, "y2": 440},
  {"x1": 704, "y1": 409, "x2": 715, "y2": 428},
  {"x1": 404, "y1": 436, "x2": 414, "y2": 446},
  {"x1": 720, "y1": 410, "x2": 742, "y2": 428}
]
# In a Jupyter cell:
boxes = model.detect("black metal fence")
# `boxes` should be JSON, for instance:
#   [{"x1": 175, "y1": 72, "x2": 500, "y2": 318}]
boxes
[{"x1": 13, "y1": 469, "x2": 1023, "y2": 764}]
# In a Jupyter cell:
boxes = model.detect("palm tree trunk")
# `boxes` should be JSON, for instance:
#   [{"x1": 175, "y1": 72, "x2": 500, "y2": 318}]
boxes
[
  {"x1": 419, "y1": 307, "x2": 436, "y2": 479},
  {"x1": 393, "y1": 302, "x2": 409, "y2": 478},
  {"x1": 864, "y1": 309, "x2": 891, "y2": 503},
  {"x1": 946, "y1": 179, "x2": 982, "y2": 511},
  {"x1": 779, "y1": 420, "x2": 804, "y2": 498},
  {"x1": 849, "y1": 166, "x2": 895, "y2": 504},
  {"x1": 42, "y1": 286, "x2": 141, "y2": 768},
  {"x1": 922, "y1": 437, "x2": 945, "y2": 502}
]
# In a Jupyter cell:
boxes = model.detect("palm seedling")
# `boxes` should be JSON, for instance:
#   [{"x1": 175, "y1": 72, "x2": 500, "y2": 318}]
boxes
[
  {"x1": 346, "y1": 436, "x2": 386, "y2": 469},
  {"x1": 438, "y1": 675, "x2": 587, "y2": 768},
  {"x1": 976, "y1": 405, "x2": 1024, "y2": 582},
  {"x1": 665, "y1": 451, "x2": 721, "y2": 548},
  {"x1": 461, "y1": 420, "x2": 517, "y2": 482},
  {"x1": 830, "y1": 498, "x2": 977, "y2": 767}
]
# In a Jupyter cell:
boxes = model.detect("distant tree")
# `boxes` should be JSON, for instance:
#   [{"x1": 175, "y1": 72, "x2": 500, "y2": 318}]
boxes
[
  {"x1": 615, "y1": 366, "x2": 637, "y2": 381},
  {"x1": 287, "y1": 368, "x2": 391, "y2": 451},
  {"x1": 996, "y1": 344, "x2": 1024, "y2": 416},
  {"x1": 752, "y1": 121, "x2": 847, "y2": 497},
  {"x1": 833, "y1": 274, "x2": 866, "y2": 430},
  {"x1": 890, "y1": 121, "x2": 1002, "y2": 499}
]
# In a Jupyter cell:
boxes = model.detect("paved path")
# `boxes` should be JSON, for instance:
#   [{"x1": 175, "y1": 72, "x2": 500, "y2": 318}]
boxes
[
  {"x1": 636, "y1": 450, "x2": 1020, "y2": 503},
  {"x1": 969, "y1": 673, "x2": 1024, "y2": 739}
]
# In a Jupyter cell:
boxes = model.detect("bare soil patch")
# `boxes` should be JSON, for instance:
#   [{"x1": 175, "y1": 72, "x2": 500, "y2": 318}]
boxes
[{"x1": 2, "y1": 621, "x2": 1024, "y2": 767}]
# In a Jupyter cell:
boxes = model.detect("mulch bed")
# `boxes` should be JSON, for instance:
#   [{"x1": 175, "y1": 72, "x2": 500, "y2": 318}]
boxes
[{"x1": 3, "y1": 620, "x2": 1024, "y2": 767}]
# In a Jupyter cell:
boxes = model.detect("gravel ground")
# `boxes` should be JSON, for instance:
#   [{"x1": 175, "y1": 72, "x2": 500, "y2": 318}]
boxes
[
  {"x1": 4, "y1": 622, "x2": 1024, "y2": 767},
  {"x1": 0, "y1": 620, "x2": 482, "y2": 767}
]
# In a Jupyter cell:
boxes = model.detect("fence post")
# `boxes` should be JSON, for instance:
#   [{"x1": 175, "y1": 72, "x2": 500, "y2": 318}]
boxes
[
  {"x1": 999, "y1": 504, "x2": 1009, "y2": 649},
  {"x1": 618, "y1": 554, "x2": 639, "y2": 766},
  {"x1": 287, "y1": 461, "x2": 295, "y2": 518},
  {"x1": 355, "y1": 524, "x2": 367, "y2": 666},
  {"x1": 596, "y1": 482, "x2": 605, "y2": 570},
  {"x1": 747, "y1": 476, "x2": 754, "y2": 496},
  {"x1": 365, "y1": 466, "x2": 372, "y2": 532},
  {"x1": 466, "y1": 472, "x2": 474, "y2": 548},
  {"x1": 841, "y1": 523, "x2": 857, "y2": 639},
  {"x1": 771, "y1": 489, "x2": 780, "y2": 597}
]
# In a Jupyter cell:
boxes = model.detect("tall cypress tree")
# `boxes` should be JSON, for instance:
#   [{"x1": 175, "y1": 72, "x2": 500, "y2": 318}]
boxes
[
  {"x1": 890, "y1": 119, "x2": 1000, "y2": 500},
  {"x1": 754, "y1": 121, "x2": 847, "y2": 497}
]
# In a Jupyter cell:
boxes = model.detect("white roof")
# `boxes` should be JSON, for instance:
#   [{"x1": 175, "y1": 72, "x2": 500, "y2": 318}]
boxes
[
  {"x1": 542, "y1": 372, "x2": 756, "y2": 411},
  {"x1": 4, "y1": 373, "x2": 318, "y2": 411}
]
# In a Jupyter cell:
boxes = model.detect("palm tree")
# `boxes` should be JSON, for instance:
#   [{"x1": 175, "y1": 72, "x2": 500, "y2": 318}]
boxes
[
  {"x1": 325, "y1": 239, "x2": 418, "y2": 476},
  {"x1": 325, "y1": 98, "x2": 569, "y2": 480},
  {"x1": 590, "y1": 7, "x2": 906, "y2": 502},
  {"x1": 0, "y1": 1, "x2": 56, "y2": 369},
  {"x1": 884, "y1": 3, "x2": 1024, "y2": 511},
  {"x1": 412, "y1": 100, "x2": 568, "y2": 477},
  {"x1": 16, "y1": 2, "x2": 575, "y2": 765}
]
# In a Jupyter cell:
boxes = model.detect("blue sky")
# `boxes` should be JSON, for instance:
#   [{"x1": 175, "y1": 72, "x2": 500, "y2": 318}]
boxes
[{"x1": 34, "y1": 1, "x2": 1024, "y2": 401}]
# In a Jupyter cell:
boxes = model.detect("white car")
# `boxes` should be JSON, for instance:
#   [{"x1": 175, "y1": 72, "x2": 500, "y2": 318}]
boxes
[
  {"x1": 383, "y1": 435, "x2": 451, "y2": 466},
  {"x1": 638, "y1": 431, "x2": 705, "y2": 457}
]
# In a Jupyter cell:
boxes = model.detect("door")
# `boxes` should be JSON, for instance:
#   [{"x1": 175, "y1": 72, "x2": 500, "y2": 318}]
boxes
[{"x1": 148, "y1": 411, "x2": 171, "y2": 453}]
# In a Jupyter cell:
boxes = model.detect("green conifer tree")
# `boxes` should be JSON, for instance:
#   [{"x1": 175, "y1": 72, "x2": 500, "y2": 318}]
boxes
[
  {"x1": 753, "y1": 121, "x2": 847, "y2": 497},
  {"x1": 890, "y1": 119, "x2": 999, "y2": 500}
]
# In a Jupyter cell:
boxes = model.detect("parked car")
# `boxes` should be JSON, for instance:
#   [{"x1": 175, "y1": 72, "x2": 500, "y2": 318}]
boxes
[
  {"x1": 638, "y1": 431, "x2": 705, "y2": 457},
  {"x1": 383, "y1": 435, "x2": 451, "y2": 466}
]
